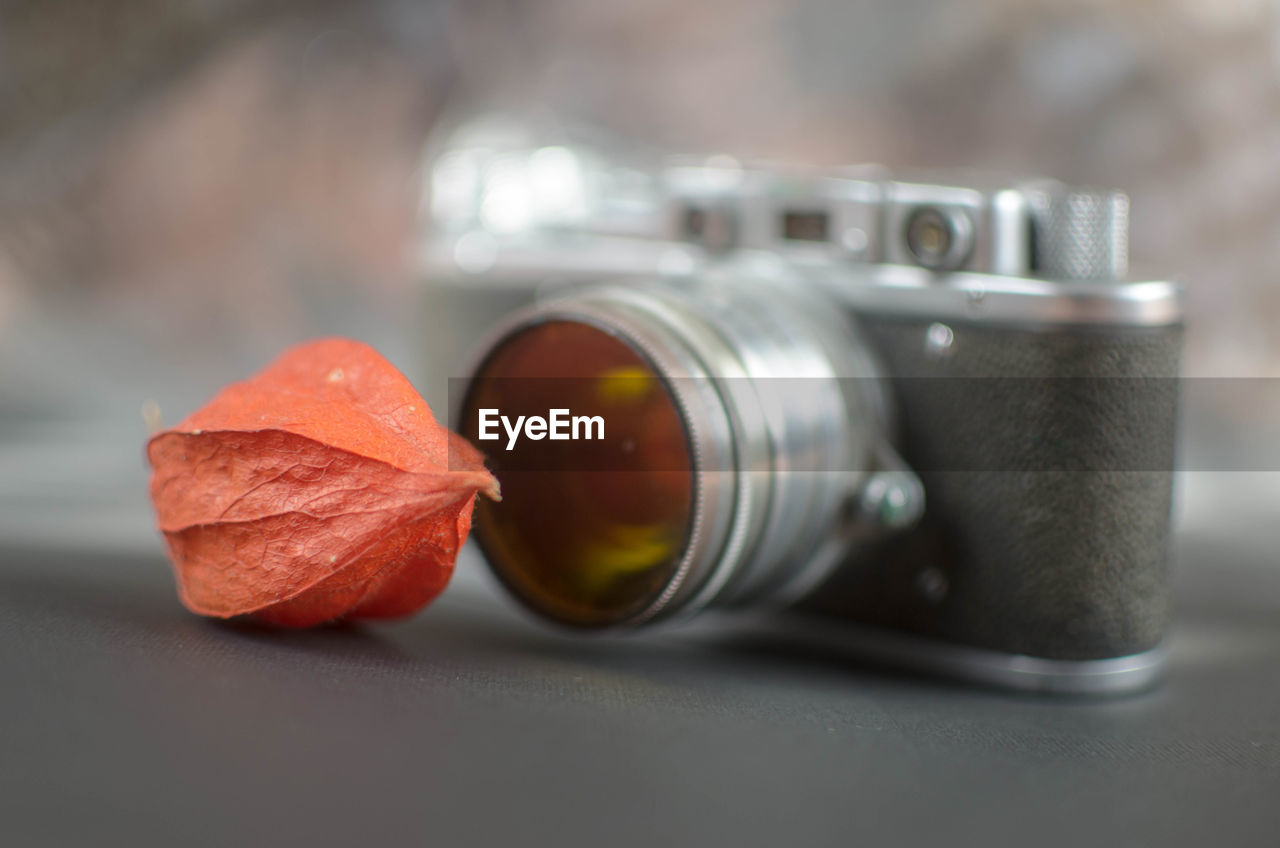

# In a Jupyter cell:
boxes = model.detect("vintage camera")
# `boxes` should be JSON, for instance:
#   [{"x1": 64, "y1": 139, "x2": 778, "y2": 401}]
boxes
[{"x1": 423, "y1": 138, "x2": 1182, "y2": 695}]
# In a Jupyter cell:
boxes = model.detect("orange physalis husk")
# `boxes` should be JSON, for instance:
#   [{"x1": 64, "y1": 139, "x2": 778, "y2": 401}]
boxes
[{"x1": 146, "y1": 338, "x2": 500, "y2": 628}]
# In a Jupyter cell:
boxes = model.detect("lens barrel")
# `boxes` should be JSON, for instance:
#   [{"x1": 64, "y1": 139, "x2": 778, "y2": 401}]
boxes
[{"x1": 459, "y1": 268, "x2": 891, "y2": 627}]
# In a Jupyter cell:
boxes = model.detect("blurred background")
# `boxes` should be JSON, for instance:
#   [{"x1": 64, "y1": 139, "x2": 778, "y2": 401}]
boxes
[{"x1": 1, "y1": 0, "x2": 1277, "y2": 556}]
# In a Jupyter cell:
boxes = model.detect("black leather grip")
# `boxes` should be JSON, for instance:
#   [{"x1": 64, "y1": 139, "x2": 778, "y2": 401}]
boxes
[{"x1": 800, "y1": 315, "x2": 1183, "y2": 661}]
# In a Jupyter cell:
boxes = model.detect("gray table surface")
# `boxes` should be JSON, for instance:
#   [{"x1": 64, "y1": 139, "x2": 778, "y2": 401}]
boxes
[{"x1": 2, "y1": 530, "x2": 1278, "y2": 848}]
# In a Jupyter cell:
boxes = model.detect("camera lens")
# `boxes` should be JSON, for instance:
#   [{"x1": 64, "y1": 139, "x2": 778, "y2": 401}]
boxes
[
  {"x1": 904, "y1": 205, "x2": 974, "y2": 271},
  {"x1": 458, "y1": 273, "x2": 890, "y2": 628},
  {"x1": 461, "y1": 321, "x2": 696, "y2": 627}
]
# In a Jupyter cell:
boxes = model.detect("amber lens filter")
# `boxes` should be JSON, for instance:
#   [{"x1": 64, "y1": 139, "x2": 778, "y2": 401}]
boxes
[{"x1": 458, "y1": 319, "x2": 707, "y2": 628}]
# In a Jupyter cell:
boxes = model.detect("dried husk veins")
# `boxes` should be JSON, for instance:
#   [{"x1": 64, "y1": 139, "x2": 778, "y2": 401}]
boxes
[{"x1": 147, "y1": 338, "x2": 499, "y2": 627}]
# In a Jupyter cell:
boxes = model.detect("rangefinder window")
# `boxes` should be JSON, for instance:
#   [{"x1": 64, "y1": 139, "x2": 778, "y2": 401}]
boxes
[
  {"x1": 781, "y1": 210, "x2": 830, "y2": 242},
  {"x1": 681, "y1": 204, "x2": 735, "y2": 250}
]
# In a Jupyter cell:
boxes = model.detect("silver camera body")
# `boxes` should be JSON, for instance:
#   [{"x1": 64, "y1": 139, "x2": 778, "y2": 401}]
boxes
[{"x1": 424, "y1": 141, "x2": 1183, "y2": 695}]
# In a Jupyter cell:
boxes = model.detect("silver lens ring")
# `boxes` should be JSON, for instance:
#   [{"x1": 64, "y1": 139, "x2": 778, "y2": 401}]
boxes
[
  {"x1": 568, "y1": 286, "x2": 775, "y2": 621},
  {"x1": 549, "y1": 291, "x2": 769, "y2": 624},
  {"x1": 457, "y1": 288, "x2": 757, "y2": 626},
  {"x1": 665, "y1": 265, "x2": 885, "y2": 606}
]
